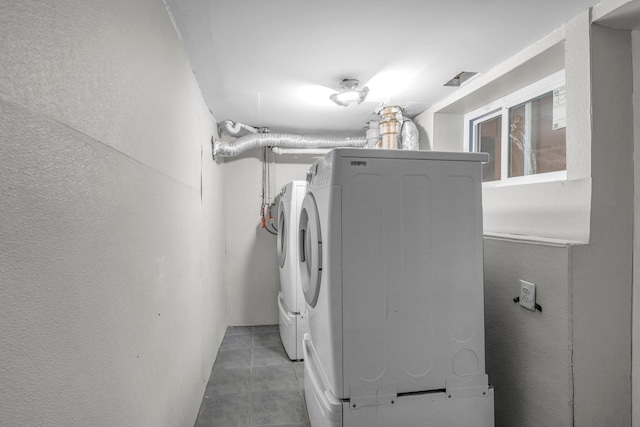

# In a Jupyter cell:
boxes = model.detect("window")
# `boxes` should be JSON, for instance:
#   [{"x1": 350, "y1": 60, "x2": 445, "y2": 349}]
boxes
[
  {"x1": 476, "y1": 113, "x2": 502, "y2": 182},
  {"x1": 465, "y1": 71, "x2": 566, "y2": 185}
]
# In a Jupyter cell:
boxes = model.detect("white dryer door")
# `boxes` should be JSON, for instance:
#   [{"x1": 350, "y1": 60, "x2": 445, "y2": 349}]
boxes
[
  {"x1": 276, "y1": 198, "x2": 287, "y2": 268},
  {"x1": 298, "y1": 193, "x2": 322, "y2": 308}
]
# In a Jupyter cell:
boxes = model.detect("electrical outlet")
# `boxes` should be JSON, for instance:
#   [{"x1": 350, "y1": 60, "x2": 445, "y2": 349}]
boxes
[{"x1": 519, "y1": 280, "x2": 536, "y2": 311}]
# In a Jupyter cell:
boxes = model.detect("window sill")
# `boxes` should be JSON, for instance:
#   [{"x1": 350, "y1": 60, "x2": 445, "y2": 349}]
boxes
[
  {"x1": 482, "y1": 170, "x2": 567, "y2": 188},
  {"x1": 484, "y1": 232, "x2": 586, "y2": 246}
]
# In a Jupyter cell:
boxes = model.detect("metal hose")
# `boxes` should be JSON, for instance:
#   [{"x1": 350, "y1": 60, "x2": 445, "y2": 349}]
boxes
[
  {"x1": 401, "y1": 119, "x2": 420, "y2": 150},
  {"x1": 219, "y1": 120, "x2": 260, "y2": 135},
  {"x1": 213, "y1": 133, "x2": 367, "y2": 159}
]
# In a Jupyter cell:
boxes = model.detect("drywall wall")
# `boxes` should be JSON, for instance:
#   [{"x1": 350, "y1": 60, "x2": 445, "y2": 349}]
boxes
[
  {"x1": 0, "y1": 0, "x2": 227, "y2": 425},
  {"x1": 483, "y1": 236, "x2": 573, "y2": 427},
  {"x1": 593, "y1": 0, "x2": 640, "y2": 24},
  {"x1": 482, "y1": 178, "x2": 591, "y2": 242},
  {"x1": 570, "y1": 23, "x2": 634, "y2": 427},
  {"x1": 564, "y1": 11, "x2": 594, "y2": 182},
  {"x1": 223, "y1": 151, "x2": 314, "y2": 326},
  {"x1": 201, "y1": 128, "x2": 228, "y2": 382},
  {"x1": 587, "y1": 9, "x2": 639, "y2": 426},
  {"x1": 433, "y1": 113, "x2": 463, "y2": 152}
]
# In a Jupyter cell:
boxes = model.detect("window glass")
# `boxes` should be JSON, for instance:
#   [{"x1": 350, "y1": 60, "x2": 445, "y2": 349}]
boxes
[
  {"x1": 464, "y1": 71, "x2": 567, "y2": 185},
  {"x1": 508, "y1": 92, "x2": 566, "y2": 178},
  {"x1": 477, "y1": 116, "x2": 502, "y2": 182}
]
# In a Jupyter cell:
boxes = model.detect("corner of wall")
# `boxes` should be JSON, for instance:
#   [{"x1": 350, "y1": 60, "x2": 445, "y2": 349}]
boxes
[
  {"x1": 570, "y1": 20, "x2": 634, "y2": 427},
  {"x1": 565, "y1": 8, "x2": 593, "y2": 181},
  {"x1": 414, "y1": 109, "x2": 434, "y2": 151}
]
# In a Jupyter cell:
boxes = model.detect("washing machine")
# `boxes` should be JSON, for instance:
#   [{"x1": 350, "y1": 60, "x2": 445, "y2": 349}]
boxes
[
  {"x1": 298, "y1": 148, "x2": 494, "y2": 426},
  {"x1": 277, "y1": 180, "x2": 309, "y2": 360}
]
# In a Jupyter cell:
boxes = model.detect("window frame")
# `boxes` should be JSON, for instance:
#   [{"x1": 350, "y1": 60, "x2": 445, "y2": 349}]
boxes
[
  {"x1": 464, "y1": 70, "x2": 567, "y2": 187},
  {"x1": 470, "y1": 109, "x2": 502, "y2": 182}
]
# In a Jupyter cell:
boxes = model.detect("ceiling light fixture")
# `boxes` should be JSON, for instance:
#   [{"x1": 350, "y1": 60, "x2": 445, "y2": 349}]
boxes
[{"x1": 330, "y1": 79, "x2": 369, "y2": 107}]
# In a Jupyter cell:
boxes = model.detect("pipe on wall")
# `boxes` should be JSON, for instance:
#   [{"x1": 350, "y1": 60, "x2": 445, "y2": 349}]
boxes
[
  {"x1": 219, "y1": 120, "x2": 261, "y2": 135},
  {"x1": 270, "y1": 147, "x2": 332, "y2": 155},
  {"x1": 212, "y1": 133, "x2": 366, "y2": 159}
]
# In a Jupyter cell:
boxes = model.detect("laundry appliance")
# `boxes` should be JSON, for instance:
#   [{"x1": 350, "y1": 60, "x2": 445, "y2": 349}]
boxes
[
  {"x1": 277, "y1": 180, "x2": 309, "y2": 360},
  {"x1": 298, "y1": 148, "x2": 494, "y2": 426}
]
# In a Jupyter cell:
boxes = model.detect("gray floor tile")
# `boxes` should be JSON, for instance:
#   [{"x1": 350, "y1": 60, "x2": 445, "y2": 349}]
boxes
[
  {"x1": 221, "y1": 333, "x2": 253, "y2": 351},
  {"x1": 293, "y1": 363, "x2": 304, "y2": 388},
  {"x1": 252, "y1": 365, "x2": 299, "y2": 392},
  {"x1": 252, "y1": 325, "x2": 279, "y2": 334},
  {"x1": 252, "y1": 346, "x2": 291, "y2": 368},
  {"x1": 195, "y1": 325, "x2": 309, "y2": 427},
  {"x1": 250, "y1": 390, "x2": 308, "y2": 426},
  {"x1": 205, "y1": 368, "x2": 252, "y2": 397},
  {"x1": 227, "y1": 326, "x2": 253, "y2": 336},
  {"x1": 195, "y1": 394, "x2": 250, "y2": 427},
  {"x1": 252, "y1": 332, "x2": 282, "y2": 348},
  {"x1": 214, "y1": 348, "x2": 252, "y2": 370}
]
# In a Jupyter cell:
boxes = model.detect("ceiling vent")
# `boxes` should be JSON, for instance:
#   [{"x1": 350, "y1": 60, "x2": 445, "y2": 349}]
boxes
[{"x1": 444, "y1": 71, "x2": 479, "y2": 87}]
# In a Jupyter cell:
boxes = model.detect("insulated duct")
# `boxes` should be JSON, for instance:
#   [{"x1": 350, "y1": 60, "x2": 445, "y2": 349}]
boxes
[
  {"x1": 365, "y1": 120, "x2": 380, "y2": 148},
  {"x1": 401, "y1": 119, "x2": 420, "y2": 151},
  {"x1": 212, "y1": 133, "x2": 366, "y2": 159},
  {"x1": 271, "y1": 147, "x2": 331, "y2": 155},
  {"x1": 219, "y1": 120, "x2": 262, "y2": 135}
]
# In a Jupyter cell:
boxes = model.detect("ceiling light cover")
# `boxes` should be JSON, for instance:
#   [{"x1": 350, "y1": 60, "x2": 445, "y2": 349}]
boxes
[{"x1": 330, "y1": 79, "x2": 369, "y2": 107}]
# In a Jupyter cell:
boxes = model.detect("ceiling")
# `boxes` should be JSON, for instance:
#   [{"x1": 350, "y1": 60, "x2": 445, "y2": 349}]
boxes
[{"x1": 165, "y1": 0, "x2": 599, "y2": 137}]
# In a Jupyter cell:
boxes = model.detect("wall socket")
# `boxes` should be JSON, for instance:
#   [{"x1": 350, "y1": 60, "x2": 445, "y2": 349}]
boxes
[{"x1": 519, "y1": 280, "x2": 536, "y2": 311}]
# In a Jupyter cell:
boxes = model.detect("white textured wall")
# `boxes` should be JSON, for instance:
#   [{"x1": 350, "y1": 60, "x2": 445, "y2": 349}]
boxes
[
  {"x1": 593, "y1": 0, "x2": 639, "y2": 19},
  {"x1": 484, "y1": 237, "x2": 573, "y2": 427},
  {"x1": 0, "y1": 1, "x2": 227, "y2": 426},
  {"x1": 223, "y1": 152, "x2": 314, "y2": 326},
  {"x1": 570, "y1": 23, "x2": 634, "y2": 427},
  {"x1": 433, "y1": 113, "x2": 463, "y2": 152},
  {"x1": 201, "y1": 127, "x2": 228, "y2": 382}
]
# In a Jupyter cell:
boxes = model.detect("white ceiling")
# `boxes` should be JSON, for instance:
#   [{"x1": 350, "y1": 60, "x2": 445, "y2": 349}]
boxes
[{"x1": 165, "y1": 0, "x2": 598, "y2": 137}]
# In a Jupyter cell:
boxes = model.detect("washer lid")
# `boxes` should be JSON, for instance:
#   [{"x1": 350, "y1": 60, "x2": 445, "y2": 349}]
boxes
[
  {"x1": 276, "y1": 198, "x2": 287, "y2": 268},
  {"x1": 299, "y1": 193, "x2": 322, "y2": 308}
]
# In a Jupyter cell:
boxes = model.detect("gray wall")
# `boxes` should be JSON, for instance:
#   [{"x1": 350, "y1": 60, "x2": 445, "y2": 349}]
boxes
[
  {"x1": 571, "y1": 23, "x2": 633, "y2": 427},
  {"x1": 484, "y1": 237, "x2": 573, "y2": 427},
  {"x1": 0, "y1": 0, "x2": 227, "y2": 425}
]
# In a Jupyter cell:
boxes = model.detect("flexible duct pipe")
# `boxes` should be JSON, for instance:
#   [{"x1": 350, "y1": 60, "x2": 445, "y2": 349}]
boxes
[
  {"x1": 365, "y1": 120, "x2": 380, "y2": 148},
  {"x1": 213, "y1": 133, "x2": 366, "y2": 159},
  {"x1": 271, "y1": 147, "x2": 332, "y2": 156},
  {"x1": 219, "y1": 120, "x2": 261, "y2": 135},
  {"x1": 401, "y1": 119, "x2": 420, "y2": 150}
]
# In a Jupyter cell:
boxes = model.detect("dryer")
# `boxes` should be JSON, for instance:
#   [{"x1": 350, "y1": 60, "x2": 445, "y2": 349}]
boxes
[
  {"x1": 298, "y1": 149, "x2": 494, "y2": 426},
  {"x1": 277, "y1": 180, "x2": 308, "y2": 360}
]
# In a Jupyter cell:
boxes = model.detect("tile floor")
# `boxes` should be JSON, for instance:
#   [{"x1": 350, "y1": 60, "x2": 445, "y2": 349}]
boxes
[{"x1": 194, "y1": 325, "x2": 310, "y2": 427}]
